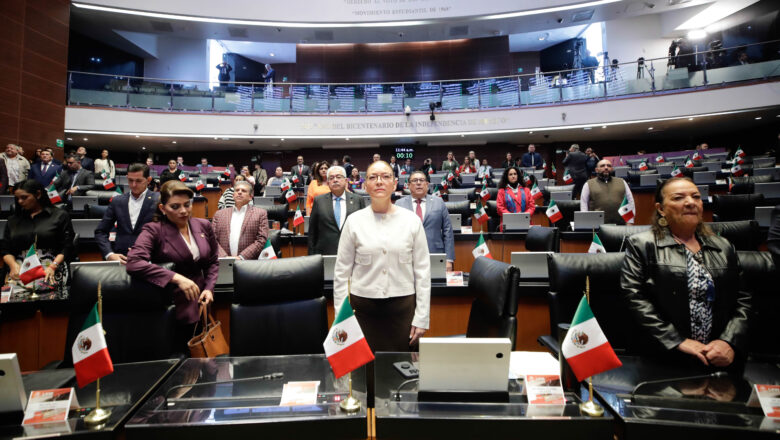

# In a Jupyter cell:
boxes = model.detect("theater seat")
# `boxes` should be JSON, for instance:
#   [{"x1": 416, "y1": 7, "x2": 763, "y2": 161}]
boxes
[
  {"x1": 446, "y1": 187, "x2": 475, "y2": 201},
  {"x1": 598, "y1": 224, "x2": 652, "y2": 252},
  {"x1": 444, "y1": 200, "x2": 472, "y2": 224},
  {"x1": 541, "y1": 184, "x2": 575, "y2": 206},
  {"x1": 267, "y1": 229, "x2": 282, "y2": 258},
  {"x1": 264, "y1": 204, "x2": 291, "y2": 227},
  {"x1": 466, "y1": 257, "x2": 520, "y2": 350},
  {"x1": 627, "y1": 170, "x2": 659, "y2": 186},
  {"x1": 705, "y1": 220, "x2": 761, "y2": 251},
  {"x1": 712, "y1": 194, "x2": 765, "y2": 221},
  {"x1": 680, "y1": 166, "x2": 707, "y2": 179},
  {"x1": 737, "y1": 251, "x2": 778, "y2": 360},
  {"x1": 486, "y1": 200, "x2": 500, "y2": 232},
  {"x1": 525, "y1": 226, "x2": 560, "y2": 252},
  {"x1": 231, "y1": 255, "x2": 327, "y2": 356},
  {"x1": 86, "y1": 190, "x2": 121, "y2": 205},
  {"x1": 63, "y1": 263, "x2": 177, "y2": 366}
]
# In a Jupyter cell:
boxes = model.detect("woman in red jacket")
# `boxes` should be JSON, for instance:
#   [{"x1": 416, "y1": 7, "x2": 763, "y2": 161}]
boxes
[{"x1": 496, "y1": 166, "x2": 535, "y2": 231}]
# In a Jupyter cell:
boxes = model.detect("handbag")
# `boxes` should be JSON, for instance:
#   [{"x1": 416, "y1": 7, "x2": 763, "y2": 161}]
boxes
[{"x1": 187, "y1": 304, "x2": 229, "y2": 358}]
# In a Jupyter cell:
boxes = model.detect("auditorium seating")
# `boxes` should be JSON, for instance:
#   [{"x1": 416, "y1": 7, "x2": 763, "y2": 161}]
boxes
[
  {"x1": 712, "y1": 194, "x2": 765, "y2": 221},
  {"x1": 737, "y1": 250, "x2": 779, "y2": 361},
  {"x1": 525, "y1": 226, "x2": 560, "y2": 252},
  {"x1": 705, "y1": 220, "x2": 761, "y2": 251},
  {"x1": 465, "y1": 257, "x2": 520, "y2": 350},
  {"x1": 444, "y1": 200, "x2": 472, "y2": 223},
  {"x1": 597, "y1": 224, "x2": 652, "y2": 252},
  {"x1": 680, "y1": 166, "x2": 708, "y2": 179},
  {"x1": 267, "y1": 229, "x2": 283, "y2": 258},
  {"x1": 541, "y1": 184, "x2": 574, "y2": 206},
  {"x1": 627, "y1": 169, "x2": 659, "y2": 186},
  {"x1": 446, "y1": 187, "x2": 475, "y2": 201},
  {"x1": 231, "y1": 255, "x2": 328, "y2": 356}
]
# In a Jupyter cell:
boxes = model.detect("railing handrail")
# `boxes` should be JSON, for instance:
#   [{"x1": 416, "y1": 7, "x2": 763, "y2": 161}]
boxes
[{"x1": 68, "y1": 39, "x2": 780, "y2": 87}]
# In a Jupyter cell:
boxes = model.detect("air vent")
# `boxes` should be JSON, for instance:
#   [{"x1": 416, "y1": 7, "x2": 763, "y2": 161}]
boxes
[
  {"x1": 314, "y1": 30, "x2": 334, "y2": 41},
  {"x1": 150, "y1": 21, "x2": 174, "y2": 32},
  {"x1": 571, "y1": 9, "x2": 594, "y2": 23},
  {"x1": 228, "y1": 26, "x2": 247, "y2": 38},
  {"x1": 449, "y1": 25, "x2": 469, "y2": 37}
]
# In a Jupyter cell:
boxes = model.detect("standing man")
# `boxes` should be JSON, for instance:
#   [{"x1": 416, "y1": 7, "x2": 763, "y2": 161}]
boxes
[
  {"x1": 580, "y1": 159, "x2": 635, "y2": 224},
  {"x1": 252, "y1": 162, "x2": 268, "y2": 196},
  {"x1": 76, "y1": 146, "x2": 94, "y2": 172},
  {"x1": 176, "y1": 156, "x2": 185, "y2": 169},
  {"x1": 520, "y1": 144, "x2": 543, "y2": 170},
  {"x1": 216, "y1": 60, "x2": 233, "y2": 88},
  {"x1": 401, "y1": 158, "x2": 414, "y2": 176},
  {"x1": 585, "y1": 147, "x2": 599, "y2": 176},
  {"x1": 290, "y1": 155, "x2": 310, "y2": 188},
  {"x1": 94, "y1": 163, "x2": 159, "y2": 264},
  {"x1": 562, "y1": 144, "x2": 589, "y2": 198},
  {"x1": 56, "y1": 154, "x2": 94, "y2": 200},
  {"x1": 389, "y1": 156, "x2": 401, "y2": 178},
  {"x1": 396, "y1": 171, "x2": 455, "y2": 271},
  {"x1": 372, "y1": 153, "x2": 381, "y2": 163},
  {"x1": 342, "y1": 155, "x2": 354, "y2": 179},
  {"x1": 212, "y1": 181, "x2": 269, "y2": 260},
  {"x1": 500, "y1": 152, "x2": 513, "y2": 169},
  {"x1": 308, "y1": 166, "x2": 367, "y2": 255},
  {"x1": 2, "y1": 144, "x2": 29, "y2": 193},
  {"x1": 29, "y1": 148, "x2": 60, "y2": 187}
]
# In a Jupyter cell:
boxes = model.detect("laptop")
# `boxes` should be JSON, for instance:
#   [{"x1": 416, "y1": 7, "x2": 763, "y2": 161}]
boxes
[
  {"x1": 447, "y1": 193, "x2": 468, "y2": 202},
  {"x1": 71, "y1": 219, "x2": 101, "y2": 239},
  {"x1": 323, "y1": 255, "x2": 337, "y2": 282},
  {"x1": 216, "y1": 257, "x2": 237, "y2": 286},
  {"x1": 696, "y1": 185, "x2": 710, "y2": 200},
  {"x1": 0, "y1": 354, "x2": 27, "y2": 420},
  {"x1": 448, "y1": 214, "x2": 462, "y2": 232},
  {"x1": 510, "y1": 251, "x2": 553, "y2": 279},
  {"x1": 753, "y1": 157, "x2": 776, "y2": 169},
  {"x1": 613, "y1": 166, "x2": 630, "y2": 178},
  {"x1": 418, "y1": 338, "x2": 511, "y2": 392},
  {"x1": 755, "y1": 206, "x2": 774, "y2": 227},
  {"x1": 0, "y1": 195, "x2": 14, "y2": 211},
  {"x1": 265, "y1": 186, "x2": 282, "y2": 197},
  {"x1": 572, "y1": 211, "x2": 604, "y2": 231},
  {"x1": 754, "y1": 182, "x2": 780, "y2": 198},
  {"x1": 72, "y1": 196, "x2": 99, "y2": 211},
  {"x1": 701, "y1": 161, "x2": 723, "y2": 172},
  {"x1": 460, "y1": 173, "x2": 476, "y2": 185},
  {"x1": 639, "y1": 174, "x2": 661, "y2": 187},
  {"x1": 430, "y1": 253, "x2": 447, "y2": 280},
  {"x1": 549, "y1": 191, "x2": 572, "y2": 201},
  {"x1": 693, "y1": 171, "x2": 716, "y2": 185},
  {"x1": 502, "y1": 212, "x2": 531, "y2": 231},
  {"x1": 253, "y1": 196, "x2": 275, "y2": 207}
]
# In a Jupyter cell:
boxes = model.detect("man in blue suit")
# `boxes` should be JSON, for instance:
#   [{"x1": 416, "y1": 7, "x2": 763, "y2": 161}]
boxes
[
  {"x1": 94, "y1": 163, "x2": 159, "y2": 264},
  {"x1": 29, "y1": 149, "x2": 61, "y2": 187},
  {"x1": 396, "y1": 170, "x2": 455, "y2": 270}
]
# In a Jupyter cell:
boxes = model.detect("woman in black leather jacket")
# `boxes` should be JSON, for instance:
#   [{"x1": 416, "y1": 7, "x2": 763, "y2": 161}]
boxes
[{"x1": 620, "y1": 177, "x2": 751, "y2": 367}]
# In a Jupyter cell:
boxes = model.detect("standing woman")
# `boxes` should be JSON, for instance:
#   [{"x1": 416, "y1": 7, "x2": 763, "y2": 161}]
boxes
[
  {"x1": 496, "y1": 166, "x2": 535, "y2": 231},
  {"x1": 93, "y1": 149, "x2": 115, "y2": 178},
  {"x1": 334, "y1": 161, "x2": 430, "y2": 351},
  {"x1": 159, "y1": 159, "x2": 182, "y2": 185},
  {"x1": 1, "y1": 179, "x2": 75, "y2": 289},
  {"x1": 306, "y1": 161, "x2": 331, "y2": 215},
  {"x1": 127, "y1": 181, "x2": 219, "y2": 344},
  {"x1": 348, "y1": 167, "x2": 364, "y2": 191},
  {"x1": 457, "y1": 155, "x2": 476, "y2": 174},
  {"x1": 441, "y1": 151, "x2": 459, "y2": 174}
]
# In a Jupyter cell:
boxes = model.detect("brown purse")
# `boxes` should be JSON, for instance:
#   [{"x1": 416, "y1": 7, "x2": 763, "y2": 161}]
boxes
[{"x1": 187, "y1": 304, "x2": 229, "y2": 358}]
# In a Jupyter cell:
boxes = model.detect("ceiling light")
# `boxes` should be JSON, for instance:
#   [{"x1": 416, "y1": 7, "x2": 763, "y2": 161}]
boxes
[
  {"x1": 687, "y1": 29, "x2": 707, "y2": 40},
  {"x1": 529, "y1": 131, "x2": 533, "y2": 134},
  {"x1": 214, "y1": 137, "x2": 218, "y2": 140},
  {"x1": 135, "y1": 135, "x2": 140, "y2": 138},
  {"x1": 676, "y1": 0, "x2": 757, "y2": 31},
  {"x1": 280, "y1": 138, "x2": 285, "y2": 141},
  {"x1": 688, "y1": 117, "x2": 694, "y2": 121},
  {"x1": 345, "y1": 138, "x2": 350, "y2": 141},
  {"x1": 460, "y1": 134, "x2": 465, "y2": 137},
  {"x1": 602, "y1": 125, "x2": 607, "y2": 128},
  {"x1": 648, "y1": 127, "x2": 653, "y2": 130},
  {"x1": 83, "y1": 138, "x2": 88, "y2": 141},
  {"x1": 141, "y1": 146, "x2": 146, "y2": 150},
  {"x1": 754, "y1": 116, "x2": 762, "y2": 120},
  {"x1": 583, "y1": 127, "x2": 592, "y2": 130},
  {"x1": 269, "y1": 53, "x2": 275, "y2": 57},
  {"x1": 172, "y1": 141, "x2": 177, "y2": 144},
  {"x1": 481, "y1": 0, "x2": 620, "y2": 21},
  {"x1": 66, "y1": 137, "x2": 72, "y2": 141}
]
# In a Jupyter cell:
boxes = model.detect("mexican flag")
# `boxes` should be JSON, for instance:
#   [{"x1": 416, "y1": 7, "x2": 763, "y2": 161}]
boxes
[
  {"x1": 618, "y1": 194, "x2": 634, "y2": 222},
  {"x1": 196, "y1": 180, "x2": 205, "y2": 191},
  {"x1": 728, "y1": 177, "x2": 733, "y2": 192},
  {"x1": 522, "y1": 173, "x2": 531, "y2": 185},
  {"x1": 222, "y1": 168, "x2": 231, "y2": 178},
  {"x1": 551, "y1": 163, "x2": 557, "y2": 178},
  {"x1": 692, "y1": 151, "x2": 702, "y2": 161},
  {"x1": 179, "y1": 173, "x2": 187, "y2": 182},
  {"x1": 46, "y1": 184, "x2": 61, "y2": 204},
  {"x1": 655, "y1": 155, "x2": 665, "y2": 163},
  {"x1": 684, "y1": 157, "x2": 694, "y2": 168},
  {"x1": 670, "y1": 165, "x2": 682, "y2": 177},
  {"x1": 109, "y1": 186, "x2": 122, "y2": 202},
  {"x1": 475, "y1": 201, "x2": 489, "y2": 223},
  {"x1": 530, "y1": 183, "x2": 542, "y2": 200},
  {"x1": 285, "y1": 190, "x2": 297, "y2": 203},
  {"x1": 562, "y1": 295, "x2": 622, "y2": 382},
  {"x1": 100, "y1": 171, "x2": 108, "y2": 180},
  {"x1": 730, "y1": 163, "x2": 744, "y2": 177},
  {"x1": 563, "y1": 170, "x2": 573, "y2": 184},
  {"x1": 102, "y1": 177, "x2": 115, "y2": 190},
  {"x1": 542, "y1": 161, "x2": 547, "y2": 170},
  {"x1": 447, "y1": 172, "x2": 455, "y2": 182},
  {"x1": 49, "y1": 172, "x2": 60, "y2": 186},
  {"x1": 588, "y1": 233, "x2": 606, "y2": 254},
  {"x1": 432, "y1": 185, "x2": 441, "y2": 198},
  {"x1": 735, "y1": 147, "x2": 745, "y2": 158},
  {"x1": 258, "y1": 240, "x2": 277, "y2": 260},
  {"x1": 323, "y1": 297, "x2": 374, "y2": 379},
  {"x1": 293, "y1": 204, "x2": 304, "y2": 227},
  {"x1": 281, "y1": 179, "x2": 291, "y2": 192},
  {"x1": 472, "y1": 232, "x2": 492, "y2": 259},
  {"x1": 638, "y1": 161, "x2": 648, "y2": 171},
  {"x1": 440, "y1": 178, "x2": 448, "y2": 190},
  {"x1": 479, "y1": 183, "x2": 490, "y2": 202},
  {"x1": 618, "y1": 155, "x2": 624, "y2": 166},
  {"x1": 19, "y1": 245, "x2": 46, "y2": 285},
  {"x1": 546, "y1": 200, "x2": 562, "y2": 223},
  {"x1": 72, "y1": 303, "x2": 114, "y2": 388},
  {"x1": 428, "y1": 167, "x2": 434, "y2": 175},
  {"x1": 291, "y1": 173, "x2": 299, "y2": 183},
  {"x1": 403, "y1": 182, "x2": 409, "y2": 190}
]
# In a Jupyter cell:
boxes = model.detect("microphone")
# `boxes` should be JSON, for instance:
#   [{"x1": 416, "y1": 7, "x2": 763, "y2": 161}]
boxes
[
  {"x1": 164, "y1": 372, "x2": 284, "y2": 404},
  {"x1": 631, "y1": 371, "x2": 728, "y2": 398}
]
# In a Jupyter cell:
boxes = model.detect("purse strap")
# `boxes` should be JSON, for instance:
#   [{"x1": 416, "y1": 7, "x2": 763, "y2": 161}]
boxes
[{"x1": 192, "y1": 303, "x2": 209, "y2": 337}]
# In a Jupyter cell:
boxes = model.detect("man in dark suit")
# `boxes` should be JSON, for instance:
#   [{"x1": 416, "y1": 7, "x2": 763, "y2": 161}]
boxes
[
  {"x1": 562, "y1": 143, "x2": 589, "y2": 198},
  {"x1": 56, "y1": 154, "x2": 94, "y2": 200},
  {"x1": 95, "y1": 163, "x2": 159, "y2": 264},
  {"x1": 400, "y1": 158, "x2": 414, "y2": 176},
  {"x1": 308, "y1": 165, "x2": 367, "y2": 255},
  {"x1": 520, "y1": 144, "x2": 544, "y2": 170},
  {"x1": 76, "y1": 146, "x2": 93, "y2": 172},
  {"x1": 290, "y1": 155, "x2": 310, "y2": 188},
  {"x1": 396, "y1": 171, "x2": 455, "y2": 270},
  {"x1": 29, "y1": 149, "x2": 61, "y2": 187}
]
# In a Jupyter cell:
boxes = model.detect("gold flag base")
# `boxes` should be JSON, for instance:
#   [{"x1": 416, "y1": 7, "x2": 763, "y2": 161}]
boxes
[
  {"x1": 339, "y1": 396, "x2": 361, "y2": 413},
  {"x1": 84, "y1": 407, "x2": 112, "y2": 425},
  {"x1": 579, "y1": 400, "x2": 604, "y2": 417}
]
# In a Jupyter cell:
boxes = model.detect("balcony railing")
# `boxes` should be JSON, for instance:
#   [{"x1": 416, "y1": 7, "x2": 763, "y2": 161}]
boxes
[{"x1": 67, "y1": 40, "x2": 780, "y2": 114}]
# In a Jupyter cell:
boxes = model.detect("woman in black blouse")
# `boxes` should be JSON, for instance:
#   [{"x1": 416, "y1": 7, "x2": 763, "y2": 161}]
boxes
[
  {"x1": 159, "y1": 159, "x2": 183, "y2": 185},
  {"x1": 1, "y1": 179, "x2": 75, "y2": 288}
]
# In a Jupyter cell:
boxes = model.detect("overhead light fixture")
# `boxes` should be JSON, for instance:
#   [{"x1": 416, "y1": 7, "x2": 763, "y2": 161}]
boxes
[
  {"x1": 345, "y1": 138, "x2": 350, "y2": 141},
  {"x1": 688, "y1": 117, "x2": 694, "y2": 121},
  {"x1": 66, "y1": 137, "x2": 72, "y2": 141},
  {"x1": 676, "y1": 0, "x2": 757, "y2": 31},
  {"x1": 135, "y1": 135, "x2": 140, "y2": 138},
  {"x1": 538, "y1": 33, "x2": 549, "y2": 41},
  {"x1": 601, "y1": 125, "x2": 607, "y2": 128},
  {"x1": 583, "y1": 127, "x2": 592, "y2": 130},
  {"x1": 172, "y1": 141, "x2": 177, "y2": 144},
  {"x1": 481, "y1": 0, "x2": 620, "y2": 21},
  {"x1": 648, "y1": 127, "x2": 653, "y2": 130},
  {"x1": 754, "y1": 116, "x2": 762, "y2": 120},
  {"x1": 83, "y1": 138, "x2": 88, "y2": 141},
  {"x1": 269, "y1": 52, "x2": 275, "y2": 57},
  {"x1": 687, "y1": 29, "x2": 707, "y2": 40},
  {"x1": 141, "y1": 146, "x2": 146, "y2": 150},
  {"x1": 280, "y1": 138, "x2": 285, "y2": 141},
  {"x1": 460, "y1": 134, "x2": 465, "y2": 137},
  {"x1": 529, "y1": 131, "x2": 533, "y2": 134}
]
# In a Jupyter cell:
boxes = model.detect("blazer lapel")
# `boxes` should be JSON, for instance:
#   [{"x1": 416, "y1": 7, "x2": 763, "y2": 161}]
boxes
[
  {"x1": 190, "y1": 219, "x2": 211, "y2": 258},
  {"x1": 163, "y1": 220, "x2": 193, "y2": 263},
  {"x1": 422, "y1": 195, "x2": 434, "y2": 224},
  {"x1": 133, "y1": 193, "x2": 155, "y2": 233}
]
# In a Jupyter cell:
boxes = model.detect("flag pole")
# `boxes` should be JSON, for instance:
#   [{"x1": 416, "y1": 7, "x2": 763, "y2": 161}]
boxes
[
  {"x1": 85, "y1": 282, "x2": 112, "y2": 426},
  {"x1": 339, "y1": 278, "x2": 361, "y2": 413},
  {"x1": 579, "y1": 276, "x2": 604, "y2": 417},
  {"x1": 29, "y1": 235, "x2": 39, "y2": 300}
]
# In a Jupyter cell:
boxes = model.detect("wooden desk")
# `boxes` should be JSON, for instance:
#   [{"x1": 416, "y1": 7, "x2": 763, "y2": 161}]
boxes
[{"x1": 200, "y1": 187, "x2": 222, "y2": 219}]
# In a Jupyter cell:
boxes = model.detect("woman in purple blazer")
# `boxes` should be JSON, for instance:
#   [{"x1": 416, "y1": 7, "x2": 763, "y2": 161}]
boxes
[{"x1": 127, "y1": 180, "x2": 219, "y2": 329}]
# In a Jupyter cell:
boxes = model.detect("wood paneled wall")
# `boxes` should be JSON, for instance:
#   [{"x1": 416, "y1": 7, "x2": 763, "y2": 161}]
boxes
[{"x1": 0, "y1": 0, "x2": 70, "y2": 160}]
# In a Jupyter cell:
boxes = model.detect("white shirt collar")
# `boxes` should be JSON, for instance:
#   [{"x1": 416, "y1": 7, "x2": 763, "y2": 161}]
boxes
[
  {"x1": 332, "y1": 192, "x2": 346, "y2": 201},
  {"x1": 130, "y1": 189, "x2": 147, "y2": 202},
  {"x1": 233, "y1": 203, "x2": 249, "y2": 214}
]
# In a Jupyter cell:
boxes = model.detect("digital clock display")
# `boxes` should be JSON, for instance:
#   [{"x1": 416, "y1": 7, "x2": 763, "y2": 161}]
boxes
[{"x1": 395, "y1": 147, "x2": 414, "y2": 160}]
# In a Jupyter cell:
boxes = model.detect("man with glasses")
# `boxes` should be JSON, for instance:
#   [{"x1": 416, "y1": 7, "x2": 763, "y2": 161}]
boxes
[
  {"x1": 308, "y1": 166, "x2": 367, "y2": 256},
  {"x1": 56, "y1": 153, "x2": 94, "y2": 200},
  {"x1": 396, "y1": 171, "x2": 455, "y2": 271}
]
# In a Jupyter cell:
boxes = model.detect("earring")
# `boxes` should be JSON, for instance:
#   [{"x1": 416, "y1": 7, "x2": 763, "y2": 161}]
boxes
[{"x1": 658, "y1": 216, "x2": 668, "y2": 227}]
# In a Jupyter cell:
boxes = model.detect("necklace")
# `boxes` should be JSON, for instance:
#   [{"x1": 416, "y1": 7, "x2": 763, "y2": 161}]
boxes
[{"x1": 671, "y1": 233, "x2": 700, "y2": 254}]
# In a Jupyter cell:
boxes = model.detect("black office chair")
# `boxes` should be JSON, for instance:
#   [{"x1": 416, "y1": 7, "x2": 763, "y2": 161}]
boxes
[
  {"x1": 444, "y1": 200, "x2": 472, "y2": 226},
  {"x1": 86, "y1": 190, "x2": 120, "y2": 206},
  {"x1": 486, "y1": 200, "x2": 500, "y2": 232},
  {"x1": 231, "y1": 255, "x2": 328, "y2": 356},
  {"x1": 598, "y1": 224, "x2": 652, "y2": 252},
  {"x1": 712, "y1": 194, "x2": 765, "y2": 222},
  {"x1": 705, "y1": 220, "x2": 761, "y2": 251},
  {"x1": 62, "y1": 263, "x2": 177, "y2": 367},
  {"x1": 680, "y1": 166, "x2": 707, "y2": 179},
  {"x1": 737, "y1": 251, "x2": 779, "y2": 361},
  {"x1": 525, "y1": 226, "x2": 560, "y2": 252},
  {"x1": 547, "y1": 200, "x2": 578, "y2": 231},
  {"x1": 486, "y1": 187, "x2": 499, "y2": 201},
  {"x1": 541, "y1": 252, "x2": 641, "y2": 357},
  {"x1": 85, "y1": 204, "x2": 109, "y2": 219},
  {"x1": 466, "y1": 257, "x2": 520, "y2": 350},
  {"x1": 627, "y1": 170, "x2": 658, "y2": 186},
  {"x1": 267, "y1": 229, "x2": 283, "y2": 258},
  {"x1": 728, "y1": 175, "x2": 776, "y2": 194},
  {"x1": 265, "y1": 204, "x2": 291, "y2": 227}
]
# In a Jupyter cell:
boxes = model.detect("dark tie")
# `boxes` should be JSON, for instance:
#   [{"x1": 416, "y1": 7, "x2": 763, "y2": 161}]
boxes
[
  {"x1": 334, "y1": 197, "x2": 342, "y2": 229},
  {"x1": 415, "y1": 199, "x2": 423, "y2": 222}
]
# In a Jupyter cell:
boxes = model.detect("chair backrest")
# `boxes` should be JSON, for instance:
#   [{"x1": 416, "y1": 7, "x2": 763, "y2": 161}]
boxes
[
  {"x1": 548, "y1": 200, "x2": 579, "y2": 231},
  {"x1": 264, "y1": 204, "x2": 290, "y2": 226},
  {"x1": 64, "y1": 263, "x2": 177, "y2": 366},
  {"x1": 680, "y1": 166, "x2": 708, "y2": 179},
  {"x1": 267, "y1": 229, "x2": 282, "y2": 258},
  {"x1": 542, "y1": 184, "x2": 575, "y2": 206},
  {"x1": 705, "y1": 220, "x2": 760, "y2": 251},
  {"x1": 85, "y1": 204, "x2": 109, "y2": 219},
  {"x1": 86, "y1": 190, "x2": 121, "y2": 206},
  {"x1": 547, "y1": 253, "x2": 643, "y2": 353},
  {"x1": 466, "y1": 257, "x2": 520, "y2": 349},
  {"x1": 598, "y1": 224, "x2": 652, "y2": 252},
  {"x1": 712, "y1": 194, "x2": 765, "y2": 222},
  {"x1": 525, "y1": 226, "x2": 560, "y2": 252},
  {"x1": 736, "y1": 251, "x2": 778, "y2": 360},
  {"x1": 627, "y1": 169, "x2": 659, "y2": 186},
  {"x1": 486, "y1": 200, "x2": 500, "y2": 231},
  {"x1": 444, "y1": 200, "x2": 472, "y2": 220},
  {"x1": 231, "y1": 255, "x2": 327, "y2": 356}
]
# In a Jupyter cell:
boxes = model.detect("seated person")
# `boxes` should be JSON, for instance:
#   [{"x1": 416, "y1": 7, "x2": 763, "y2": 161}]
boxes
[
  {"x1": 621, "y1": 178, "x2": 751, "y2": 368},
  {"x1": 496, "y1": 166, "x2": 535, "y2": 231},
  {"x1": 266, "y1": 166, "x2": 286, "y2": 189},
  {"x1": 457, "y1": 155, "x2": 476, "y2": 174},
  {"x1": 211, "y1": 181, "x2": 268, "y2": 260},
  {"x1": 56, "y1": 154, "x2": 94, "y2": 201}
]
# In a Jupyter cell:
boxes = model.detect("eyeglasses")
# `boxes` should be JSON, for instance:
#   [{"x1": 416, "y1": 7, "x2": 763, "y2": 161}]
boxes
[
  {"x1": 367, "y1": 174, "x2": 394, "y2": 183},
  {"x1": 409, "y1": 178, "x2": 427, "y2": 184}
]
